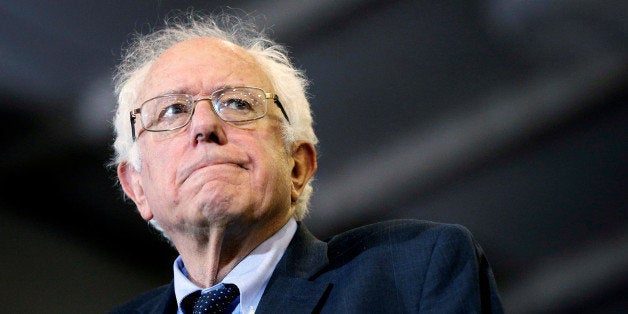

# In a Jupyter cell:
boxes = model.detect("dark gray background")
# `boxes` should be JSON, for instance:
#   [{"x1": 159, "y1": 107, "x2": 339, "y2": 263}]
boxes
[{"x1": 1, "y1": 1, "x2": 626, "y2": 313}]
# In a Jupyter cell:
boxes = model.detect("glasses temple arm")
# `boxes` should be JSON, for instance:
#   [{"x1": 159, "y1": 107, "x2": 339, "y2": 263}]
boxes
[
  {"x1": 130, "y1": 111, "x2": 137, "y2": 141},
  {"x1": 273, "y1": 95, "x2": 290, "y2": 124}
]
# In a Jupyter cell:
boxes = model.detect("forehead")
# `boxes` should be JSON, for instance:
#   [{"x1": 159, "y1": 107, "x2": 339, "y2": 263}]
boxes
[{"x1": 139, "y1": 37, "x2": 271, "y2": 98}]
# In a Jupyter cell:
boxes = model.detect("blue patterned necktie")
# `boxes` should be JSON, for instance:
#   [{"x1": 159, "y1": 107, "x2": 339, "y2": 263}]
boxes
[{"x1": 192, "y1": 283, "x2": 240, "y2": 314}]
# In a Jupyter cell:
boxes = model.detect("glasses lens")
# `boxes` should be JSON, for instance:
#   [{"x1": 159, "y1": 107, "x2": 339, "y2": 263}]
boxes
[
  {"x1": 213, "y1": 87, "x2": 267, "y2": 122},
  {"x1": 141, "y1": 94, "x2": 193, "y2": 131}
]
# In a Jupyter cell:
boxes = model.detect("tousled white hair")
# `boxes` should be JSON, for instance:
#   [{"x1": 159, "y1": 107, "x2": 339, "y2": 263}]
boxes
[{"x1": 110, "y1": 10, "x2": 318, "y2": 235}]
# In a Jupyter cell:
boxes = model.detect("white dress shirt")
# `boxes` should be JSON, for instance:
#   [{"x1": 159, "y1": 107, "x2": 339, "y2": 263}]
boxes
[{"x1": 173, "y1": 218, "x2": 297, "y2": 313}]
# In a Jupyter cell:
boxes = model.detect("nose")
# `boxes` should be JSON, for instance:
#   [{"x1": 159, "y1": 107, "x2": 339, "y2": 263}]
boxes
[{"x1": 189, "y1": 99, "x2": 227, "y2": 145}]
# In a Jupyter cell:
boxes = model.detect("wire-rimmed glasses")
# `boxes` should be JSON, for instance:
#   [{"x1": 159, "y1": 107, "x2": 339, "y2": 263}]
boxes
[{"x1": 129, "y1": 86, "x2": 290, "y2": 140}]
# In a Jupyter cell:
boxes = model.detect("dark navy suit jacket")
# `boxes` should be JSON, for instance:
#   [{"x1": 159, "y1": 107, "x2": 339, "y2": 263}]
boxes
[{"x1": 109, "y1": 219, "x2": 504, "y2": 313}]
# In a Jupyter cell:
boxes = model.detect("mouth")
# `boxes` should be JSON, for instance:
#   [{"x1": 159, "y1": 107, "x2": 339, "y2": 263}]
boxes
[
  {"x1": 179, "y1": 160, "x2": 247, "y2": 185},
  {"x1": 193, "y1": 160, "x2": 246, "y2": 173},
  {"x1": 206, "y1": 162, "x2": 246, "y2": 171}
]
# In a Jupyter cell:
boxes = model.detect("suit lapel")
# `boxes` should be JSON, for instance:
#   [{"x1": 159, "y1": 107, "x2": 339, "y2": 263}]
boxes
[
  {"x1": 256, "y1": 222, "x2": 331, "y2": 313},
  {"x1": 135, "y1": 283, "x2": 177, "y2": 314},
  {"x1": 257, "y1": 276, "x2": 330, "y2": 313}
]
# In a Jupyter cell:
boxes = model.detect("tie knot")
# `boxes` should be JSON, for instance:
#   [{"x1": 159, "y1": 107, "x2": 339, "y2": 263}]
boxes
[{"x1": 191, "y1": 283, "x2": 240, "y2": 314}]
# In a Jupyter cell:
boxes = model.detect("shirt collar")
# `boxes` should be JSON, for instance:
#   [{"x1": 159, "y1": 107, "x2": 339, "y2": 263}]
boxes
[{"x1": 173, "y1": 218, "x2": 297, "y2": 313}]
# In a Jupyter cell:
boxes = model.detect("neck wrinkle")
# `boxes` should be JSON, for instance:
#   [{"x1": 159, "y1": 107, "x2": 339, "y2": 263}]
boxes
[{"x1": 173, "y1": 214, "x2": 293, "y2": 288}]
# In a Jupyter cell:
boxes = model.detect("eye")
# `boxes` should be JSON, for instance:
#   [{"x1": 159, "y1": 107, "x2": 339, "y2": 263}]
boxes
[
  {"x1": 158, "y1": 101, "x2": 189, "y2": 120},
  {"x1": 222, "y1": 98, "x2": 254, "y2": 111}
]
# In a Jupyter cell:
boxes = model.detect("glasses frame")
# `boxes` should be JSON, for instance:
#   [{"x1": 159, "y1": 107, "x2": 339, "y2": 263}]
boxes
[{"x1": 129, "y1": 87, "x2": 290, "y2": 140}]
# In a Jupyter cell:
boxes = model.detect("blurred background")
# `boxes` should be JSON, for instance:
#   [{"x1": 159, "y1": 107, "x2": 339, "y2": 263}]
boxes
[{"x1": 1, "y1": 1, "x2": 626, "y2": 313}]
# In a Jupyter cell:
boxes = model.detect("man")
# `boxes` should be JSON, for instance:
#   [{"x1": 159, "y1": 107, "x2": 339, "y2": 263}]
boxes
[{"x1": 109, "y1": 11, "x2": 503, "y2": 314}]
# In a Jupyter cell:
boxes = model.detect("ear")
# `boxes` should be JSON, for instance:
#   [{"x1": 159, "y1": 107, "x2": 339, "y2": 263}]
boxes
[
  {"x1": 117, "y1": 162, "x2": 153, "y2": 221},
  {"x1": 290, "y1": 141, "x2": 317, "y2": 203}
]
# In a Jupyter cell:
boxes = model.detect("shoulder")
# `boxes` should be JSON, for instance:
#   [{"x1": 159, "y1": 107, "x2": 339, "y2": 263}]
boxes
[
  {"x1": 327, "y1": 219, "x2": 474, "y2": 249},
  {"x1": 314, "y1": 220, "x2": 503, "y2": 312},
  {"x1": 108, "y1": 283, "x2": 174, "y2": 314},
  {"x1": 326, "y1": 219, "x2": 477, "y2": 263}
]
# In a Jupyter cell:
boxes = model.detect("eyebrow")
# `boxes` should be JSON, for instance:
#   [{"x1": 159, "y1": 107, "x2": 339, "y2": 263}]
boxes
[{"x1": 155, "y1": 84, "x2": 234, "y2": 98}]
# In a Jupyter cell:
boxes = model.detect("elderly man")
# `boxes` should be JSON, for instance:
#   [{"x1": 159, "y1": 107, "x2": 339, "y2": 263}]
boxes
[{"x1": 108, "y1": 12, "x2": 503, "y2": 314}]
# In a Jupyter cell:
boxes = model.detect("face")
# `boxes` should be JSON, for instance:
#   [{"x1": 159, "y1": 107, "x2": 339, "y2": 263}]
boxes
[{"x1": 119, "y1": 38, "x2": 297, "y2": 239}]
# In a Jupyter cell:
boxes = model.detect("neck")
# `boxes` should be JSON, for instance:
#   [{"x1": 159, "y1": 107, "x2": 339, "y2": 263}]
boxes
[{"x1": 172, "y1": 216, "x2": 290, "y2": 288}]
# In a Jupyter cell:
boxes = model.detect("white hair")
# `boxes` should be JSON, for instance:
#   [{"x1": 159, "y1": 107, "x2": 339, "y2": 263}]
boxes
[{"x1": 110, "y1": 10, "x2": 318, "y2": 234}]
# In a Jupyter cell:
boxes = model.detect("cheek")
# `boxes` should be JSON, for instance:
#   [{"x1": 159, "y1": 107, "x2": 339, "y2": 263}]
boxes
[
  {"x1": 144, "y1": 150, "x2": 174, "y2": 181},
  {"x1": 253, "y1": 136, "x2": 292, "y2": 197},
  {"x1": 140, "y1": 163, "x2": 174, "y2": 212},
  {"x1": 139, "y1": 143, "x2": 181, "y2": 199}
]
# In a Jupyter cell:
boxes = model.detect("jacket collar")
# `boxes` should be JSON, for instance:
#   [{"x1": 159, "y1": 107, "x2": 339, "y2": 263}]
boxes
[
  {"x1": 133, "y1": 283, "x2": 177, "y2": 314},
  {"x1": 256, "y1": 222, "x2": 331, "y2": 313}
]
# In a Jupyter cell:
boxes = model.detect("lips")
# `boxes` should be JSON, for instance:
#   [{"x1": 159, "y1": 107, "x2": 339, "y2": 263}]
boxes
[
  {"x1": 185, "y1": 161, "x2": 245, "y2": 180},
  {"x1": 178, "y1": 152, "x2": 248, "y2": 185}
]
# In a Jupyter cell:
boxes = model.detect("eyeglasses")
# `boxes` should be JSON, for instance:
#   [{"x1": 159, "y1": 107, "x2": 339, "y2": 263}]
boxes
[{"x1": 129, "y1": 86, "x2": 290, "y2": 140}]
